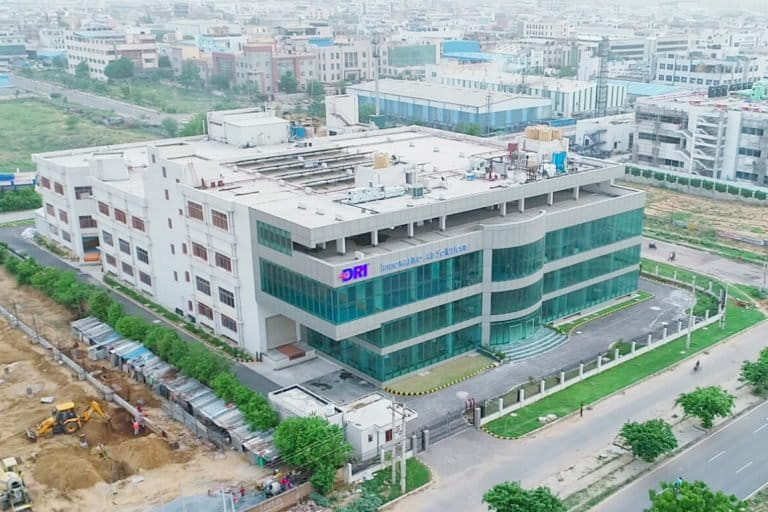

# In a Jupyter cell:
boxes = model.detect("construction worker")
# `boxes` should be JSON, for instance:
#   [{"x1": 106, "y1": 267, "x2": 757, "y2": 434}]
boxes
[{"x1": 132, "y1": 419, "x2": 141, "y2": 436}]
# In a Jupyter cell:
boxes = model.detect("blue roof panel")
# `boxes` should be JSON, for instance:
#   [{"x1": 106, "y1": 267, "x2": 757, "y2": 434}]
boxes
[{"x1": 608, "y1": 80, "x2": 683, "y2": 97}]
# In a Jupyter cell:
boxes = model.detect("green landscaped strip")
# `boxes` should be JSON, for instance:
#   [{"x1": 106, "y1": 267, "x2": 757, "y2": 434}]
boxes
[
  {"x1": 555, "y1": 290, "x2": 654, "y2": 335},
  {"x1": 363, "y1": 457, "x2": 431, "y2": 504},
  {"x1": 484, "y1": 300, "x2": 765, "y2": 439},
  {"x1": 645, "y1": 227, "x2": 767, "y2": 266},
  {"x1": 385, "y1": 354, "x2": 494, "y2": 395}
]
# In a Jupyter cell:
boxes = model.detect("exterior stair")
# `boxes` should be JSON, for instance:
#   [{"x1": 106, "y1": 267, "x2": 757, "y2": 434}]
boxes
[{"x1": 495, "y1": 328, "x2": 569, "y2": 362}]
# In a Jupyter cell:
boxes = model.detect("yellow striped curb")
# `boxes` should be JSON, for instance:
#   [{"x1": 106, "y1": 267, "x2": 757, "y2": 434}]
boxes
[{"x1": 384, "y1": 363, "x2": 496, "y2": 396}]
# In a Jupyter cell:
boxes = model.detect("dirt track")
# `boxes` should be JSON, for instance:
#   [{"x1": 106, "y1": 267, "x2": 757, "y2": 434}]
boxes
[{"x1": 0, "y1": 268, "x2": 267, "y2": 511}]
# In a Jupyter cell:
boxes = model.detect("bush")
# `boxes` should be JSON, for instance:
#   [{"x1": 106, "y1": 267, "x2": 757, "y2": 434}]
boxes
[
  {"x1": 0, "y1": 189, "x2": 43, "y2": 213},
  {"x1": 630, "y1": 167, "x2": 642, "y2": 176},
  {"x1": 727, "y1": 185, "x2": 740, "y2": 195},
  {"x1": 653, "y1": 172, "x2": 666, "y2": 181},
  {"x1": 642, "y1": 169, "x2": 653, "y2": 178},
  {"x1": 689, "y1": 178, "x2": 701, "y2": 188},
  {"x1": 702, "y1": 180, "x2": 714, "y2": 190},
  {"x1": 740, "y1": 188, "x2": 754, "y2": 199},
  {"x1": 715, "y1": 183, "x2": 727, "y2": 193},
  {"x1": 621, "y1": 419, "x2": 678, "y2": 462},
  {"x1": 755, "y1": 190, "x2": 767, "y2": 200},
  {"x1": 677, "y1": 177, "x2": 689, "y2": 186},
  {"x1": 740, "y1": 347, "x2": 768, "y2": 396},
  {"x1": 665, "y1": 174, "x2": 677, "y2": 183}
]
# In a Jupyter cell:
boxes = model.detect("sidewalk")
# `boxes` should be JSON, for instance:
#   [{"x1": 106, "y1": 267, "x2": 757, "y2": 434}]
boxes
[
  {"x1": 0, "y1": 209, "x2": 36, "y2": 224},
  {"x1": 394, "y1": 320, "x2": 767, "y2": 512}
]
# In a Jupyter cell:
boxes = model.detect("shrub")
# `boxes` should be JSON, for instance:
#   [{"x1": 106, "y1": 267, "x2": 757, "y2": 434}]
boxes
[
  {"x1": 0, "y1": 189, "x2": 43, "y2": 213},
  {"x1": 740, "y1": 188, "x2": 754, "y2": 199},
  {"x1": 677, "y1": 177, "x2": 689, "y2": 186},
  {"x1": 727, "y1": 185, "x2": 740, "y2": 195},
  {"x1": 755, "y1": 190, "x2": 767, "y2": 200},
  {"x1": 714, "y1": 183, "x2": 727, "y2": 193},
  {"x1": 653, "y1": 172, "x2": 666, "y2": 181},
  {"x1": 630, "y1": 167, "x2": 642, "y2": 176},
  {"x1": 702, "y1": 180, "x2": 714, "y2": 190},
  {"x1": 689, "y1": 178, "x2": 701, "y2": 188},
  {"x1": 642, "y1": 169, "x2": 653, "y2": 178},
  {"x1": 665, "y1": 174, "x2": 677, "y2": 183}
]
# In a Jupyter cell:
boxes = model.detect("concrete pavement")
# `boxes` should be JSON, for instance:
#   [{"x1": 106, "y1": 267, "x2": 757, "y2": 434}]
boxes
[
  {"x1": 643, "y1": 237, "x2": 767, "y2": 288},
  {"x1": 12, "y1": 75, "x2": 191, "y2": 125},
  {"x1": 594, "y1": 400, "x2": 768, "y2": 511},
  {"x1": 394, "y1": 317, "x2": 767, "y2": 512}
]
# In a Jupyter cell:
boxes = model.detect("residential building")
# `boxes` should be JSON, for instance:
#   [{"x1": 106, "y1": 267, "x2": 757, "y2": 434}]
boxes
[
  {"x1": 310, "y1": 38, "x2": 374, "y2": 84},
  {"x1": 38, "y1": 28, "x2": 66, "y2": 51},
  {"x1": 0, "y1": 33, "x2": 26, "y2": 68},
  {"x1": 523, "y1": 21, "x2": 570, "y2": 40},
  {"x1": 633, "y1": 84, "x2": 768, "y2": 186},
  {"x1": 64, "y1": 29, "x2": 159, "y2": 80},
  {"x1": 346, "y1": 79, "x2": 553, "y2": 132},
  {"x1": 652, "y1": 51, "x2": 762, "y2": 88},
  {"x1": 34, "y1": 108, "x2": 644, "y2": 384}
]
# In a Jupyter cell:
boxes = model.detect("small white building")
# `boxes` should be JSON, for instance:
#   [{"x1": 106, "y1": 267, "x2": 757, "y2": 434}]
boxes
[
  {"x1": 207, "y1": 109, "x2": 290, "y2": 148},
  {"x1": 343, "y1": 394, "x2": 417, "y2": 461},
  {"x1": 268, "y1": 385, "x2": 344, "y2": 427}
]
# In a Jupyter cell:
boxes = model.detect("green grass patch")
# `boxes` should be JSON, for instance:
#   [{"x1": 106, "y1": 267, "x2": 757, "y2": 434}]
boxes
[
  {"x1": 386, "y1": 354, "x2": 493, "y2": 394},
  {"x1": 749, "y1": 486, "x2": 768, "y2": 512},
  {"x1": 0, "y1": 99, "x2": 153, "y2": 172},
  {"x1": 0, "y1": 219, "x2": 35, "y2": 228},
  {"x1": 645, "y1": 223, "x2": 768, "y2": 267},
  {"x1": 484, "y1": 300, "x2": 765, "y2": 439},
  {"x1": 363, "y1": 458, "x2": 431, "y2": 504},
  {"x1": 555, "y1": 290, "x2": 653, "y2": 334},
  {"x1": 732, "y1": 284, "x2": 768, "y2": 301}
]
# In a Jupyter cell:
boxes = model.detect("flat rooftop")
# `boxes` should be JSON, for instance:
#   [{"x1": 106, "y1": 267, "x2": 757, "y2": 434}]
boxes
[
  {"x1": 431, "y1": 64, "x2": 603, "y2": 93},
  {"x1": 347, "y1": 79, "x2": 551, "y2": 109},
  {"x1": 343, "y1": 394, "x2": 417, "y2": 429},
  {"x1": 637, "y1": 90, "x2": 768, "y2": 113}
]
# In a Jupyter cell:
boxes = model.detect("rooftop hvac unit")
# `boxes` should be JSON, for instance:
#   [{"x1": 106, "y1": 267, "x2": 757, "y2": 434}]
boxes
[
  {"x1": 316, "y1": 208, "x2": 325, "y2": 216},
  {"x1": 335, "y1": 214, "x2": 344, "y2": 221},
  {"x1": 405, "y1": 170, "x2": 417, "y2": 184},
  {"x1": 304, "y1": 187, "x2": 313, "y2": 194},
  {"x1": 406, "y1": 202, "x2": 414, "y2": 207},
  {"x1": 278, "y1": 179, "x2": 286, "y2": 186},
  {"x1": 438, "y1": 194, "x2": 446, "y2": 201},
  {"x1": 409, "y1": 141, "x2": 416, "y2": 147},
  {"x1": 433, "y1": 146, "x2": 440, "y2": 152},
  {"x1": 298, "y1": 202, "x2": 307, "y2": 210},
  {"x1": 354, "y1": 251, "x2": 365, "y2": 260}
]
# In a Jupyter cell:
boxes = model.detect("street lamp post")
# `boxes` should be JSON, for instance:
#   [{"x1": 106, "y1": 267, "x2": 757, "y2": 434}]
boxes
[{"x1": 686, "y1": 276, "x2": 696, "y2": 351}]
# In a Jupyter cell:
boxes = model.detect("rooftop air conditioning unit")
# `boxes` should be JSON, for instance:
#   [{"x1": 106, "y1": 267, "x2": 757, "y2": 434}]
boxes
[
  {"x1": 316, "y1": 208, "x2": 325, "y2": 216},
  {"x1": 433, "y1": 147, "x2": 440, "y2": 153},
  {"x1": 438, "y1": 194, "x2": 446, "y2": 201},
  {"x1": 278, "y1": 179, "x2": 286, "y2": 186},
  {"x1": 459, "y1": 152, "x2": 465, "y2": 158},
  {"x1": 409, "y1": 141, "x2": 415, "y2": 147},
  {"x1": 304, "y1": 187, "x2": 313, "y2": 194},
  {"x1": 298, "y1": 202, "x2": 307, "y2": 210},
  {"x1": 335, "y1": 214, "x2": 344, "y2": 221},
  {"x1": 354, "y1": 251, "x2": 365, "y2": 260}
]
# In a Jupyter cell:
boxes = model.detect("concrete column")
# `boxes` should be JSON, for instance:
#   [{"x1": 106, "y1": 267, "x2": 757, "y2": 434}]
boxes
[
  {"x1": 718, "y1": 303, "x2": 723, "y2": 314},
  {"x1": 631, "y1": 341, "x2": 636, "y2": 354},
  {"x1": 411, "y1": 434, "x2": 418, "y2": 453},
  {"x1": 498, "y1": 398, "x2": 504, "y2": 412},
  {"x1": 407, "y1": 222, "x2": 415, "y2": 238},
  {"x1": 518, "y1": 197, "x2": 525, "y2": 212},
  {"x1": 647, "y1": 333, "x2": 653, "y2": 345},
  {"x1": 579, "y1": 363, "x2": 584, "y2": 379},
  {"x1": 597, "y1": 355, "x2": 602, "y2": 371},
  {"x1": 573, "y1": 185, "x2": 580, "y2": 200},
  {"x1": 678, "y1": 319, "x2": 683, "y2": 333},
  {"x1": 53, "y1": 349, "x2": 61, "y2": 361},
  {"x1": 559, "y1": 371, "x2": 565, "y2": 385},
  {"x1": 336, "y1": 237, "x2": 346, "y2": 255},
  {"x1": 662, "y1": 326, "x2": 668, "y2": 339},
  {"x1": 104, "y1": 390, "x2": 115, "y2": 402},
  {"x1": 518, "y1": 388, "x2": 525, "y2": 403},
  {"x1": 474, "y1": 407, "x2": 481, "y2": 429},
  {"x1": 655, "y1": 265, "x2": 659, "y2": 275},
  {"x1": 708, "y1": 281, "x2": 713, "y2": 292},
  {"x1": 705, "y1": 309, "x2": 710, "y2": 321},
  {"x1": 439, "y1": 216, "x2": 446, "y2": 231},
  {"x1": 319, "y1": 241, "x2": 327, "y2": 250},
  {"x1": 500, "y1": 202, "x2": 507, "y2": 216},
  {"x1": 345, "y1": 463, "x2": 353, "y2": 484},
  {"x1": 77, "y1": 369, "x2": 86, "y2": 381},
  {"x1": 371, "y1": 230, "x2": 379, "y2": 246},
  {"x1": 539, "y1": 379, "x2": 546, "y2": 394},
  {"x1": 547, "y1": 191, "x2": 554, "y2": 205},
  {"x1": 614, "y1": 348, "x2": 620, "y2": 361},
  {"x1": 673, "y1": 270, "x2": 678, "y2": 280},
  {"x1": 423, "y1": 429, "x2": 430, "y2": 452}
]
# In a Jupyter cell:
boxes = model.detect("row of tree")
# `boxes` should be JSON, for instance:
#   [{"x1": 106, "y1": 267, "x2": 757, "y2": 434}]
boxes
[
  {"x1": 0, "y1": 189, "x2": 42, "y2": 213},
  {"x1": 0, "y1": 246, "x2": 355, "y2": 493}
]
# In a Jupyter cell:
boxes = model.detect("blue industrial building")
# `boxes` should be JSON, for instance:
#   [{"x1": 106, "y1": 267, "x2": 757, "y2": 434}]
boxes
[{"x1": 347, "y1": 79, "x2": 553, "y2": 132}]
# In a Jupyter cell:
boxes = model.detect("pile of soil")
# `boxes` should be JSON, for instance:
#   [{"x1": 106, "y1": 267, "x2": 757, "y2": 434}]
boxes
[
  {"x1": 108, "y1": 435, "x2": 179, "y2": 471},
  {"x1": 33, "y1": 448, "x2": 107, "y2": 490}
]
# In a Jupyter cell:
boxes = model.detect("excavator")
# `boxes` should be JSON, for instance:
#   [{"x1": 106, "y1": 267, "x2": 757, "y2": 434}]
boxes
[{"x1": 25, "y1": 401, "x2": 110, "y2": 441}]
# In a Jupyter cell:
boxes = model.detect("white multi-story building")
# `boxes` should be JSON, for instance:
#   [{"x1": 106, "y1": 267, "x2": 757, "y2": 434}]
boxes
[
  {"x1": 633, "y1": 86, "x2": 768, "y2": 186},
  {"x1": 35, "y1": 108, "x2": 645, "y2": 384},
  {"x1": 311, "y1": 39, "x2": 374, "y2": 84},
  {"x1": 65, "y1": 29, "x2": 159, "y2": 80},
  {"x1": 523, "y1": 21, "x2": 570, "y2": 40},
  {"x1": 38, "y1": 28, "x2": 66, "y2": 50},
  {"x1": 652, "y1": 51, "x2": 762, "y2": 88}
]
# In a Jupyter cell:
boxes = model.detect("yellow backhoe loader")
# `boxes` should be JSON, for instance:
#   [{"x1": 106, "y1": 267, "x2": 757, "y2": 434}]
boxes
[{"x1": 25, "y1": 401, "x2": 110, "y2": 441}]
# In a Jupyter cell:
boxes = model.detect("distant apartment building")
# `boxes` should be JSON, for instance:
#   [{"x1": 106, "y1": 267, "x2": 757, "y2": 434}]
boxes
[
  {"x1": 234, "y1": 43, "x2": 317, "y2": 94},
  {"x1": 310, "y1": 38, "x2": 374, "y2": 83},
  {"x1": 523, "y1": 21, "x2": 570, "y2": 40},
  {"x1": 633, "y1": 85, "x2": 768, "y2": 186},
  {"x1": 0, "y1": 32, "x2": 26, "y2": 68},
  {"x1": 38, "y1": 28, "x2": 66, "y2": 50},
  {"x1": 65, "y1": 29, "x2": 158, "y2": 80},
  {"x1": 652, "y1": 51, "x2": 762, "y2": 88}
]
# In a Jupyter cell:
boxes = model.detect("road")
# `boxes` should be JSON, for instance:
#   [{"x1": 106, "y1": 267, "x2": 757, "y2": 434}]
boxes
[
  {"x1": 0, "y1": 226, "x2": 280, "y2": 394},
  {"x1": 643, "y1": 236, "x2": 767, "y2": 288},
  {"x1": 594, "y1": 400, "x2": 768, "y2": 511},
  {"x1": 12, "y1": 75, "x2": 191, "y2": 125}
]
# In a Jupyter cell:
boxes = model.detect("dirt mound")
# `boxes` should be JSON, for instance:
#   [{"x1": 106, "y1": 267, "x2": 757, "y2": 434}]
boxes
[
  {"x1": 33, "y1": 447, "x2": 104, "y2": 490},
  {"x1": 108, "y1": 435, "x2": 178, "y2": 471}
]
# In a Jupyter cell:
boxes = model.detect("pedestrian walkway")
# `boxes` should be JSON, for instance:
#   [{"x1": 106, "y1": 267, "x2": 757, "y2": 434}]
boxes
[{"x1": 394, "y1": 319, "x2": 767, "y2": 512}]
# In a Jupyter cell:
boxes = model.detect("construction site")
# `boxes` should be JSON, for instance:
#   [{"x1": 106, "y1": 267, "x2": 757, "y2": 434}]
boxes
[{"x1": 0, "y1": 267, "x2": 270, "y2": 512}]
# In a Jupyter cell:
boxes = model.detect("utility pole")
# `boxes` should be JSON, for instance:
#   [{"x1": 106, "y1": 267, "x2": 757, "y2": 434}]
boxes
[
  {"x1": 686, "y1": 276, "x2": 696, "y2": 351},
  {"x1": 399, "y1": 402, "x2": 407, "y2": 495},
  {"x1": 390, "y1": 400, "x2": 396, "y2": 481},
  {"x1": 389, "y1": 399, "x2": 408, "y2": 493}
]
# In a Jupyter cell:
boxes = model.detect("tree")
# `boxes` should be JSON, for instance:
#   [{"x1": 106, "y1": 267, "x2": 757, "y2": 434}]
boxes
[
  {"x1": 274, "y1": 416, "x2": 352, "y2": 494},
  {"x1": 106, "y1": 301, "x2": 125, "y2": 327},
  {"x1": 483, "y1": 482, "x2": 565, "y2": 512},
  {"x1": 279, "y1": 72, "x2": 299, "y2": 93},
  {"x1": 65, "y1": 116, "x2": 79, "y2": 131},
  {"x1": 87, "y1": 291, "x2": 114, "y2": 322},
  {"x1": 158, "y1": 55, "x2": 172, "y2": 68},
  {"x1": 740, "y1": 347, "x2": 768, "y2": 395},
  {"x1": 210, "y1": 72, "x2": 231, "y2": 91},
  {"x1": 104, "y1": 57, "x2": 135, "y2": 80},
  {"x1": 51, "y1": 55, "x2": 67, "y2": 69},
  {"x1": 181, "y1": 113, "x2": 207, "y2": 136},
  {"x1": 115, "y1": 316, "x2": 150, "y2": 341},
  {"x1": 161, "y1": 117, "x2": 179, "y2": 137},
  {"x1": 359, "y1": 103, "x2": 376, "y2": 123},
  {"x1": 75, "y1": 61, "x2": 90, "y2": 79},
  {"x1": 646, "y1": 480, "x2": 747, "y2": 512},
  {"x1": 676, "y1": 386, "x2": 735, "y2": 429},
  {"x1": 308, "y1": 98, "x2": 326, "y2": 118},
  {"x1": 179, "y1": 61, "x2": 202, "y2": 89},
  {"x1": 620, "y1": 419, "x2": 678, "y2": 462},
  {"x1": 306, "y1": 80, "x2": 325, "y2": 98}
]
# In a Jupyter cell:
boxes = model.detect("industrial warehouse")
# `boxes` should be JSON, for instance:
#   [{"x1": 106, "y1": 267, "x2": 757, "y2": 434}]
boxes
[{"x1": 34, "y1": 107, "x2": 644, "y2": 384}]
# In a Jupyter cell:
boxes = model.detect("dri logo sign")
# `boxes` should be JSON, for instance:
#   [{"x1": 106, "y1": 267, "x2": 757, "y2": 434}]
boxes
[{"x1": 340, "y1": 264, "x2": 368, "y2": 282}]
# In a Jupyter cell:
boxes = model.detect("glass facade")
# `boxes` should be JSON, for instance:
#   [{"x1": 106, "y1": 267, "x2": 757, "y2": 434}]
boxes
[
  {"x1": 490, "y1": 280, "x2": 544, "y2": 315},
  {"x1": 542, "y1": 270, "x2": 639, "y2": 322},
  {"x1": 260, "y1": 251, "x2": 482, "y2": 324},
  {"x1": 544, "y1": 209, "x2": 643, "y2": 261},
  {"x1": 307, "y1": 324, "x2": 482, "y2": 381},
  {"x1": 257, "y1": 221, "x2": 293, "y2": 255},
  {"x1": 543, "y1": 245, "x2": 641, "y2": 293},
  {"x1": 356, "y1": 295, "x2": 481, "y2": 348},
  {"x1": 491, "y1": 239, "x2": 545, "y2": 281},
  {"x1": 489, "y1": 309, "x2": 542, "y2": 346}
]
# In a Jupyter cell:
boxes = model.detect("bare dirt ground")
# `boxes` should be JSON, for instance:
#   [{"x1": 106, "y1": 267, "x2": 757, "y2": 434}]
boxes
[
  {"x1": 0, "y1": 268, "x2": 268, "y2": 511},
  {"x1": 633, "y1": 183, "x2": 768, "y2": 240}
]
